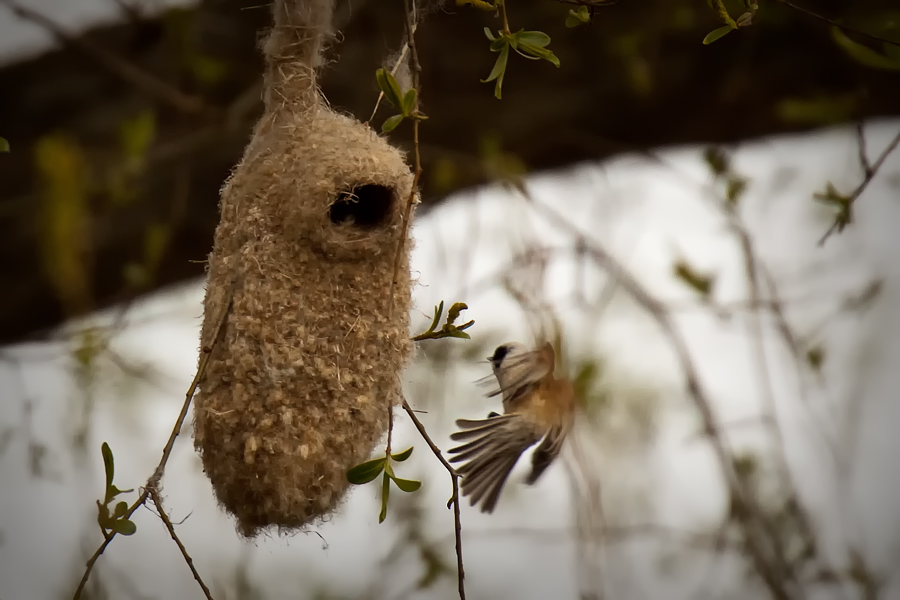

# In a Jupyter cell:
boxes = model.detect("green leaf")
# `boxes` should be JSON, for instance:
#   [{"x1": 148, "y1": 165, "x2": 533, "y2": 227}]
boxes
[
  {"x1": 375, "y1": 68, "x2": 405, "y2": 108},
  {"x1": 382, "y1": 114, "x2": 405, "y2": 133},
  {"x1": 378, "y1": 472, "x2": 391, "y2": 523},
  {"x1": 518, "y1": 44, "x2": 560, "y2": 67},
  {"x1": 516, "y1": 31, "x2": 551, "y2": 48},
  {"x1": 97, "y1": 502, "x2": 112, "y2": 529},
  {"x1": 814, "y1": 182, "x2": 850, "y2": 207},
  {"x1": 402, "y1": 88, "x2": 417, "y2": 117},
  {"x1": 725, "y1": 177, "x2": 747, "y2": 206},
  {"x1": 673, "y1": 260, "x2": 715, "y2": 298},
  {"x1": 430, "y1": 301, "x2": 444, "y2": 332},
  {"x1": 806, "y1": 346, "x2": 824, "y2": 372},
  {"x1": 446, "y1": 302, "x2": 468, "y2": 325},
  {"x1": 0, "y1": 137, "x2": 9, "y2": 152},
  {"x1": 483, "y1": 27, "x2": 498, "y2": 42},
  {"x1": 112, "y1": 518, "x2": 137, "y2": 536},
  {"x1": 347, "y1": 457, "x2": 386, "y2": 484},
  {"x1": 831, "y1": 27, "x2": 900, "y2": 71},
  {"x1": 483, "y1": 41, "x2": 509, "y2": 79},
  {"x1": 703, "y1": 26, "x2": 734, "y2": 45},
  {"x1": 391, "y1": 446, "x2": 414, "y2": 462},
  {"x1": 566, "y1": 6, "x2": 591, "y2": 27},
  {"x1": 113, "y1": 501, "x2": 128, "y2": 518},
  {"x1": 391, "y1": 476, "x2": 422, "y2": 493},
  {"x1": 101, "y1": 442, "x2": 115, "y2": 493},
  {"x1": 446, "y1": 329, "x2": 472, "y2": 340},
  {"x1": 703, "y1": 146, "x2": 729, "y2": 176},
  {"x1": 482, "y1": 44, "x2": 510, "y2": 99},
  {"x1": 119, "y1": 110, "x2": 156, "y2": 163},
  {"x1": 489, "y1": 37, "x2": 508, "y2": 52}
]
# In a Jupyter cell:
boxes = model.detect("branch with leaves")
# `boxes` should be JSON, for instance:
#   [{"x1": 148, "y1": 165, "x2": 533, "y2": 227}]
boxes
[
  {"x1": 457, "y1": 0, "x2": 560, "y2": 99},
  {"x1": 412, "y1": 301, "x2": 475, "y2": 341},
  {"x1": 816, "y1": 126, "x2": 900, "y2": 245},
  {"x1": 347, "y1": 299, "x2": 472, "y2": 599}
]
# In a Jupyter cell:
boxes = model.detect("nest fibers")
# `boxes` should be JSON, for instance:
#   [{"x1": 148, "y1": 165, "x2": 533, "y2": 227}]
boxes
[{"x1": 192, "y1": 0, "x2": 416, "y2": 536}]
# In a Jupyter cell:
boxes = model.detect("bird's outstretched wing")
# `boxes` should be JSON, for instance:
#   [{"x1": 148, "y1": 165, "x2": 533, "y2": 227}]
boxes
[
  {"x1": 526, "y1": 421, "x2": 568, "y2": 485},
  {"x1": 448, "y1": 414, "x2": 543, "y2": 513}
]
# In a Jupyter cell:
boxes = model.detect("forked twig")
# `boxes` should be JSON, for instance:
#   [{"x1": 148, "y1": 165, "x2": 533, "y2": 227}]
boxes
[
  {"x1": 819, "y1": 127, "x2": 900, "y2": 245},
  {"x1": 72, "y1": 289, "x2": 233, "y2": 600}
]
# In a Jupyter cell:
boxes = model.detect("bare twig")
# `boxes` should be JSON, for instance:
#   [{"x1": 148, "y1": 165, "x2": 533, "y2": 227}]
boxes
[
  {"x1": 774, "y1": 0, "x2": 900, "y2": 47},
  {"x1": 148, "y1": 487, "x2": 215, "y2": 600},
  {"x1": 0, "y1": 0, "x2": 214, "y2": 116},
  {"x1": 819, "y1": 126, "x2": 900, "y2": 245},
  {"x1": 401, "y1": 399, "x2": 466, "y2": 600},
  {"x1": 72, "y1": 288, "x2": 233, "y2": 600}
]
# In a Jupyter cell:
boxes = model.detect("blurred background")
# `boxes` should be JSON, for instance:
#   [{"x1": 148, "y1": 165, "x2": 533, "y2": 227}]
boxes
[{"x1": 1, "y1": 0, "x2": 900, "y2": 599}]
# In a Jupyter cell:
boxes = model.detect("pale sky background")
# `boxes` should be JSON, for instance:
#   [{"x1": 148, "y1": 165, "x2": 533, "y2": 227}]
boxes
[{"x1": 2, "y1": 2, "x2": 900, "y2": 600}]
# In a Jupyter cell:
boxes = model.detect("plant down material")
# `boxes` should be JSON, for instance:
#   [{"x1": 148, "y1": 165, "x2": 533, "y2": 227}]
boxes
[{"x1": 193, "y1": 0, "x2": 416, "y2": 537}]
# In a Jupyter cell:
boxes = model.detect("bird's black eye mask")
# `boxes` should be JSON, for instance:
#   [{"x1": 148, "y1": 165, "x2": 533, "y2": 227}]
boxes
[{"x1": 489, "y1": 345, "x2": 510, "y2": 367}]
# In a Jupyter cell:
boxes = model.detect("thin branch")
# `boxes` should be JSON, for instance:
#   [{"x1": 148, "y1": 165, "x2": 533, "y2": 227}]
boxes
[
  {"x1": 148, "y1": 487, "x2": 215, "y2": 600},
  {"x1": 499, "y1": 0, "x2": 511, "y2": 34},
  {"x1": 855, "y1": 123, "x2": 873, "y2": 177},
  {"x1": 388, "y1": 0, "x2": 423, "y2": 318},
  {"x1": 819, "y1": 126, "x2": 900, "y2": 245},
  {"x1": 528, "y1": 196, "x2": 799, "y2": 600},
  {"x1": 72, "y1": 288, "x2": 233, "y2": 600},
  {"x1": 0, "y1": 0, "x2": 214, "y2": 116},
  {"x1": 775, "y1": 0, "x2": 900, "y2": 47},
  {"x1": 401, "y1": 399, "x2": 466, "y2": 600}
]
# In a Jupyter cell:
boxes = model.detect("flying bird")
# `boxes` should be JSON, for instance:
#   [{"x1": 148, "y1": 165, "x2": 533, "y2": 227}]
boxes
[{"x1": 448, "y1": 341, "x2": 575, "y2": 513}]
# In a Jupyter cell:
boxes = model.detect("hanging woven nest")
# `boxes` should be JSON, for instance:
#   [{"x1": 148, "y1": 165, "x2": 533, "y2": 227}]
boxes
[{"x1": 192, "y1": 0, "x2": 416, "y2": 537}]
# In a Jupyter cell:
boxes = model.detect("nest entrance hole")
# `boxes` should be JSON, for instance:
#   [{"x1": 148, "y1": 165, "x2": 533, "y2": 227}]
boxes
[{"x1": 329, "y1": 184, "x2": 394, "y2": 229}]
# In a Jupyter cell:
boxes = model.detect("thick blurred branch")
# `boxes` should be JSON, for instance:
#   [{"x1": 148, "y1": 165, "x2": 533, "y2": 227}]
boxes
[{"x1": 0, "y1": 0, "x2": 214, "y2": 116}]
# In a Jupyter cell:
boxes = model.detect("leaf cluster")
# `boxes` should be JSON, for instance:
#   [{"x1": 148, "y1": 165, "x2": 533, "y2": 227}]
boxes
[
  {"x1": 412, "y1": 301, "x2": 475, "y2": 341},
  {"x1": 703, "y1": 0, "x2": 757, "y2": 45},
  {"x1": 814, "y1": 182, "x2": 853, "y2": 235},
  {"x1": 375, "y1": 68, "x2": 426, "y2": 133},
  {"x1": 96, "y1": 442, "x2": 137, "y2": 536},
  {"x1": 482, "y1": 29, "x2": 560, "y2": 99},
  {"x1": 347, "y1": 446, "x2": 421, "y2": 523}
]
